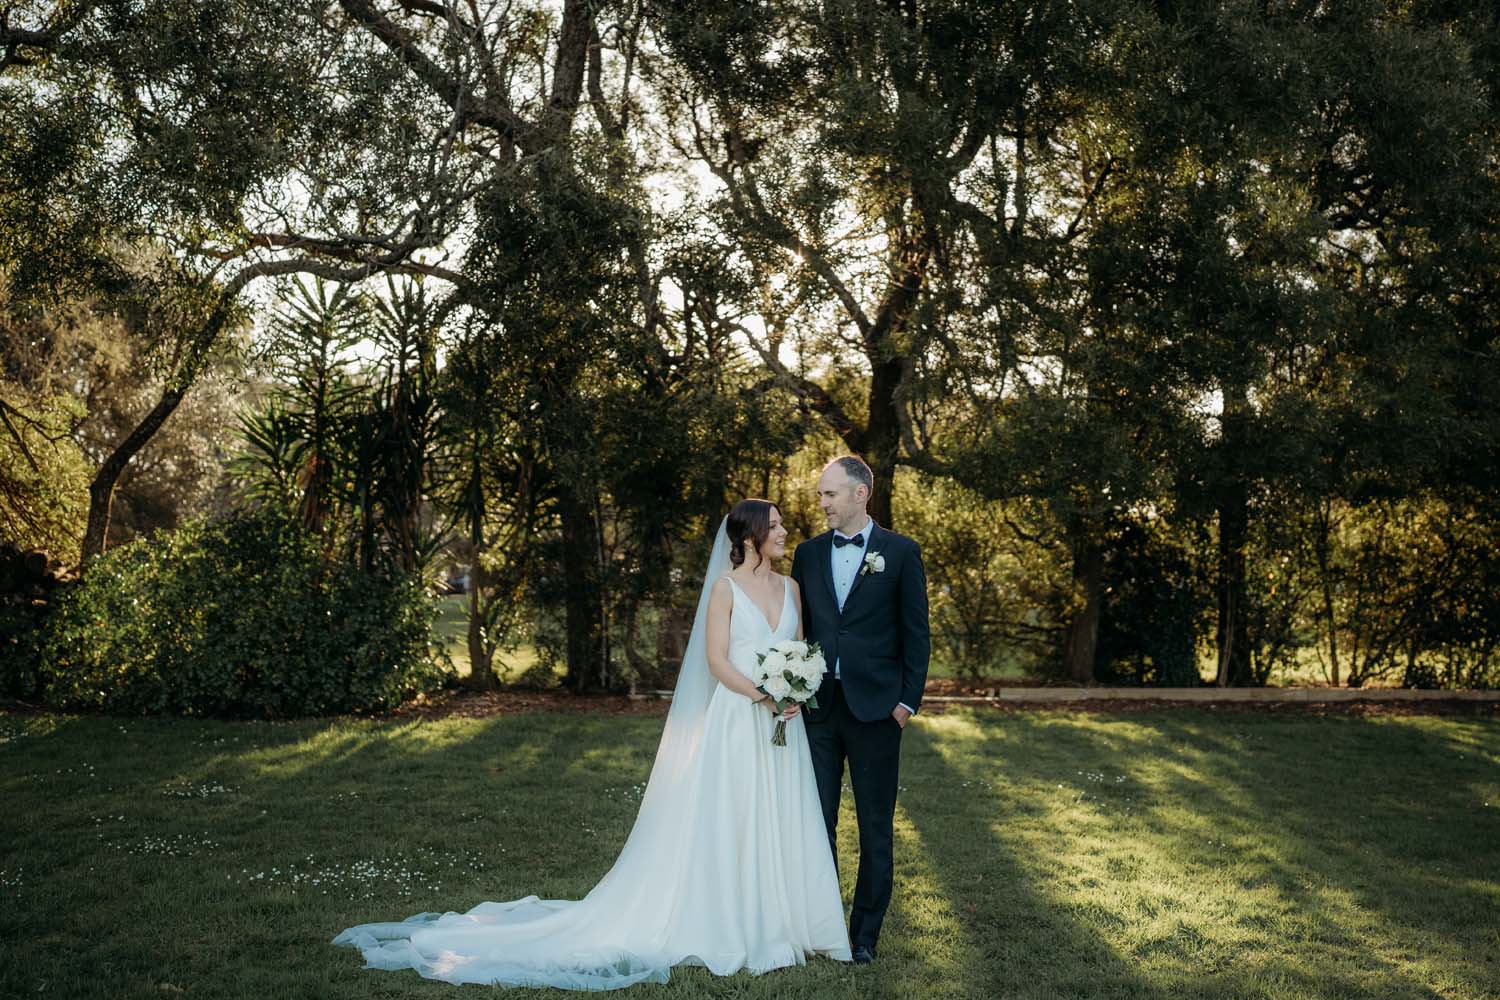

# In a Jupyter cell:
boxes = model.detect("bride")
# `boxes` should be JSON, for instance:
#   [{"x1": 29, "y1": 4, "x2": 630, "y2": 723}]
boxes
[{"x1": 331, "y1": 499, "x2": 851, "y2": 988}]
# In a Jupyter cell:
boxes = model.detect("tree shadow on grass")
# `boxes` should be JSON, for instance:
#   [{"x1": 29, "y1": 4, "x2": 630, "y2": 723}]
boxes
[
  {"x1": 994, "y1": 710, "x2": 1499, "y2": 999},
  {"x1": 880, "y1": 713, "x2": 1170, "y2": 1000},
  {"x1": 11, "y1": 707, "x2": 1494, "y2": 1000}
]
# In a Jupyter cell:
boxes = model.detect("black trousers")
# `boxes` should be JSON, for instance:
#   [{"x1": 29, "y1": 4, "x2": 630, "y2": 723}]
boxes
[{"x1": 805, "y1": 678, "x2": 904, "y2": 953}]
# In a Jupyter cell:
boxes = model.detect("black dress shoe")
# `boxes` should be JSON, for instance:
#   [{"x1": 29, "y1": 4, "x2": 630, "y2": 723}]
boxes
[{"x1": 852, "y1": 946, "x2": 875, "y2": 965}]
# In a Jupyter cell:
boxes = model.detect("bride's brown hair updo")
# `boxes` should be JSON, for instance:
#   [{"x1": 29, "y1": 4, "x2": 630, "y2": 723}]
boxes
[{"x1": 726, "y1": 499, "x2": 780, "y2": 570}]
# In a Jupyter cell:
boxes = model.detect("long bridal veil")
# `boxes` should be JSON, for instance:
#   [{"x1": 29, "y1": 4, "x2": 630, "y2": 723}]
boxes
[
  {"x1": 331, "y1": 518, "x2": 734, "y2": 989},
  {"x1": 626, "y1": 515, "x2": 730, "y2": 829}
]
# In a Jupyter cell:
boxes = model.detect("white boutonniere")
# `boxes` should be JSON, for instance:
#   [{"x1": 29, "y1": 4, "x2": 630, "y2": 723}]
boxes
[{"x1": 861, "y1": 550, "x2": 886, "y2": 576}]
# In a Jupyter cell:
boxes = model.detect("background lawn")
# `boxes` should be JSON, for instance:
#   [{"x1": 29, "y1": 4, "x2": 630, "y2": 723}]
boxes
[
  {"x1": 429, "y1": 595, "x2": 1362, "y2": 689},
  {"x1": 2, "y1": 706, "x2": 1496, "y2": 999}
]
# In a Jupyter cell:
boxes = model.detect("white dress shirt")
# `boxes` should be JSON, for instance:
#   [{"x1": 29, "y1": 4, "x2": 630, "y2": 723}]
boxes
[
  {"x1": 830, "y1": 518, "x2": 874, "y2": 617},
  {"x1": 830, "y1": 519, "x2": 914, "y2": 716}
]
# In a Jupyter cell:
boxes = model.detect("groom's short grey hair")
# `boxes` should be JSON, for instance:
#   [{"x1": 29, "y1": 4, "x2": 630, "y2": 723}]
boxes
[{"x1": 826, "y1": 455, "x2": 874, "y2": 498}]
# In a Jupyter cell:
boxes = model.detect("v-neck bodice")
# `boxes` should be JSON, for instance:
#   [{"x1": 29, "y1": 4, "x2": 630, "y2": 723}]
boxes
[
  {"x1": 723, "y1": 575, "x2": 796, "y2": 679},
  {"x1": 726, "y1": 575, "x2": 791, "y2": 633}
]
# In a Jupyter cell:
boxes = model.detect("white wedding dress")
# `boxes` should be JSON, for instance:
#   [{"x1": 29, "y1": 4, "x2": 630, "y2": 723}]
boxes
[{"x1": 331, "y1": 521, "x2": 850, "y2": 988}]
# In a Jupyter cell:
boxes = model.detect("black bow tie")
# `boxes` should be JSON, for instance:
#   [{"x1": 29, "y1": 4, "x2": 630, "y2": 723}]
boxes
[{"x1": 833, "y1": 532, "x2": 865, "y2": 549}]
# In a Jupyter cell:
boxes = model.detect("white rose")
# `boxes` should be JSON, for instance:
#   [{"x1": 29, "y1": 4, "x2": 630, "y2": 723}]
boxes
[
  {"x1": 783, "y1": 640, "x2": 810, "y2": 658},
  {"x1": 795, "y1": 659, "x2": 823, "y2": 685},
  {"x1": 764, "y1": 674, "x2": 792, "y2": 700},
  {"x1": 760, "y1": 650, "x2": 788, "y2": 674},
  {"x1": 874, "y1": 554, "x2": 886, "y2": 572}
]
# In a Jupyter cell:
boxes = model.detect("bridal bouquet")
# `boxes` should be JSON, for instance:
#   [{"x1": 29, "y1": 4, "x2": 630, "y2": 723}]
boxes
[{"x1": 753, "y1": 640, "x2": 825, "y2": 746}]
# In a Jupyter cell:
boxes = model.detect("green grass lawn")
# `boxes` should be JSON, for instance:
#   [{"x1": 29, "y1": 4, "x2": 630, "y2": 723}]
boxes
[
  {"x1": 4, "y1": 706, "x2": 1496, "y2": 999},
  {"x1": 432, "y1": 595, "x2": 544, "y2": 681}
]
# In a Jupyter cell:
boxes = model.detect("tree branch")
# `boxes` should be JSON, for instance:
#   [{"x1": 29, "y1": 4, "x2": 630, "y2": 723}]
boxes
[
  {"x1": 691, "y1": 114, "x2": 875, "y2": 340},
  {"x1": 944, "y1": 109, "x2": 990, "y2": 177},
  {"x1": 0, "y1": 398, "x2": 44, "y2": 471},
  {"x1": 1, "y1": 2, "x2": 95, "y2": 72},
  {"x1": 1061, "y1": 156, "x2": 1114, "y2": 243},
  {"x1": 547, "y1": 0, "x2": 592, "y2": 123},
  {"x1": 718, "y1": 317, "x2": 867, "y2": 449},
  {"x1": 743, "y1": 170, "x2": 874, "y2": 338},
  {"x1": 586, "y1": 19, "x2": 622, "y2": 141},
  {"x1": 398, "y1": 0, "x2": 460, "y2": 20},
  {"x1": 338, "y1": 0, "x2": 538, "y2": 147},
  {"x1": 891, "y1": 355, "x2": 950, "y2": 476}
]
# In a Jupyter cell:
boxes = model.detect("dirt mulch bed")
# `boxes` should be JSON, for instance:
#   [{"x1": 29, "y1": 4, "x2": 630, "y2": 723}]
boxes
[
  {"x1": 384, "y1": 677, "x2": 1040, "y2": 720},
  {"x1": 385, "y1": 687, "x2": 670, "y2": 721},
  {"x1": 925, "y1": 697, "x2": 1500, "y2": 717},
  {"x1": 380, "y1": 681, "x2": 1499, "y2": 721}
]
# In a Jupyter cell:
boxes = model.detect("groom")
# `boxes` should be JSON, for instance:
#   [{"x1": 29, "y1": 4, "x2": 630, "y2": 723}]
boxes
[{"x1": 791, "y1": 455, "x2": 929, "y2": 965}]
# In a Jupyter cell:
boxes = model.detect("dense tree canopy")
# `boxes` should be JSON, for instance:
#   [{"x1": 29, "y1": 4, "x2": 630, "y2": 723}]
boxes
[{"x1": 2, "y1": 0, "x2": 1497, "y2": 691}]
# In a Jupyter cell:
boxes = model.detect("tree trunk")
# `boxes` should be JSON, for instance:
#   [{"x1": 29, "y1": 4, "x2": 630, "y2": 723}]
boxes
[
  {"x1": 560, "y1": 485, "x2": 605, "y2": 691},
  {"x1": 465, "y1": 581, "x2": 499, "y2": 689},
  {"x1": 81, "y1": 294, "x2": 240, "y2": 564},
  {"x1": 460, "y1": 434, "x2": 498, "y2": 689},
  {"x1": 1213, "y1": 379, "x2": 1253, "y2": 687},
  {"x1": 1061, "y1": 529, "x2": 1105, "y2": 683},
  {"x1": 546, "y1": 0, "x2": 592, "y2": 123},
  {"x1": 1214, "y1": 479, "x2": 1251, "y2": 686},
  {"x1": 1313, "y1": 500, "x2": 1340, "y2": 686},
  {"x1": 464, "y1": 514, "x2": 498, "y2": 691},
  {"x1": 357, "y1": 463, "x2": 375, "y2": 573},
  {"x1": 864, "y1": 356, "x2": 903, "y2": 529},
  {"x1": 81, "y1": 387, "x2": 186, "y2": 561}
]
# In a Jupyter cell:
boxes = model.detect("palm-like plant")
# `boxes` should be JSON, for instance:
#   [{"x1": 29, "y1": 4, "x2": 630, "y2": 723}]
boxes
[
  {"x1": 232, "y1": 279, "x2": 365, "y2": 545},
  {"x1": 231, "y1": 401, "x2": 304, "y2": 511}
]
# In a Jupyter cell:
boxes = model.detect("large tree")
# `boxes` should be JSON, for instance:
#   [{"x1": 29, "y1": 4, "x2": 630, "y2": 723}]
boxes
[
  {"x1": 923, "y1": 1, "x2": 1500, "y2": 683},
  {"x1": 650, "y1": 0, "x2": 1121, "y2": 527},
  {"x1": 1, "y1": 1, "x2": 474, "y2": 561}
]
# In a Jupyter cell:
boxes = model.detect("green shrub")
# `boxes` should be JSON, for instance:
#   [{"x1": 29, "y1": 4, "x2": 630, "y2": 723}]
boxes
[
  {"x1": 0, "y1": 601, "x2": 45, "y2": 700},
  {"x1": 31, "y1": 507, "x2": 452, "y2": 717}
]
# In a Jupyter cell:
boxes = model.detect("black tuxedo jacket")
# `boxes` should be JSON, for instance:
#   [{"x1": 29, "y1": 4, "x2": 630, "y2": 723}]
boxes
[{"x1": 791, "y1": 522, "x2": 930, "y2": 723}]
